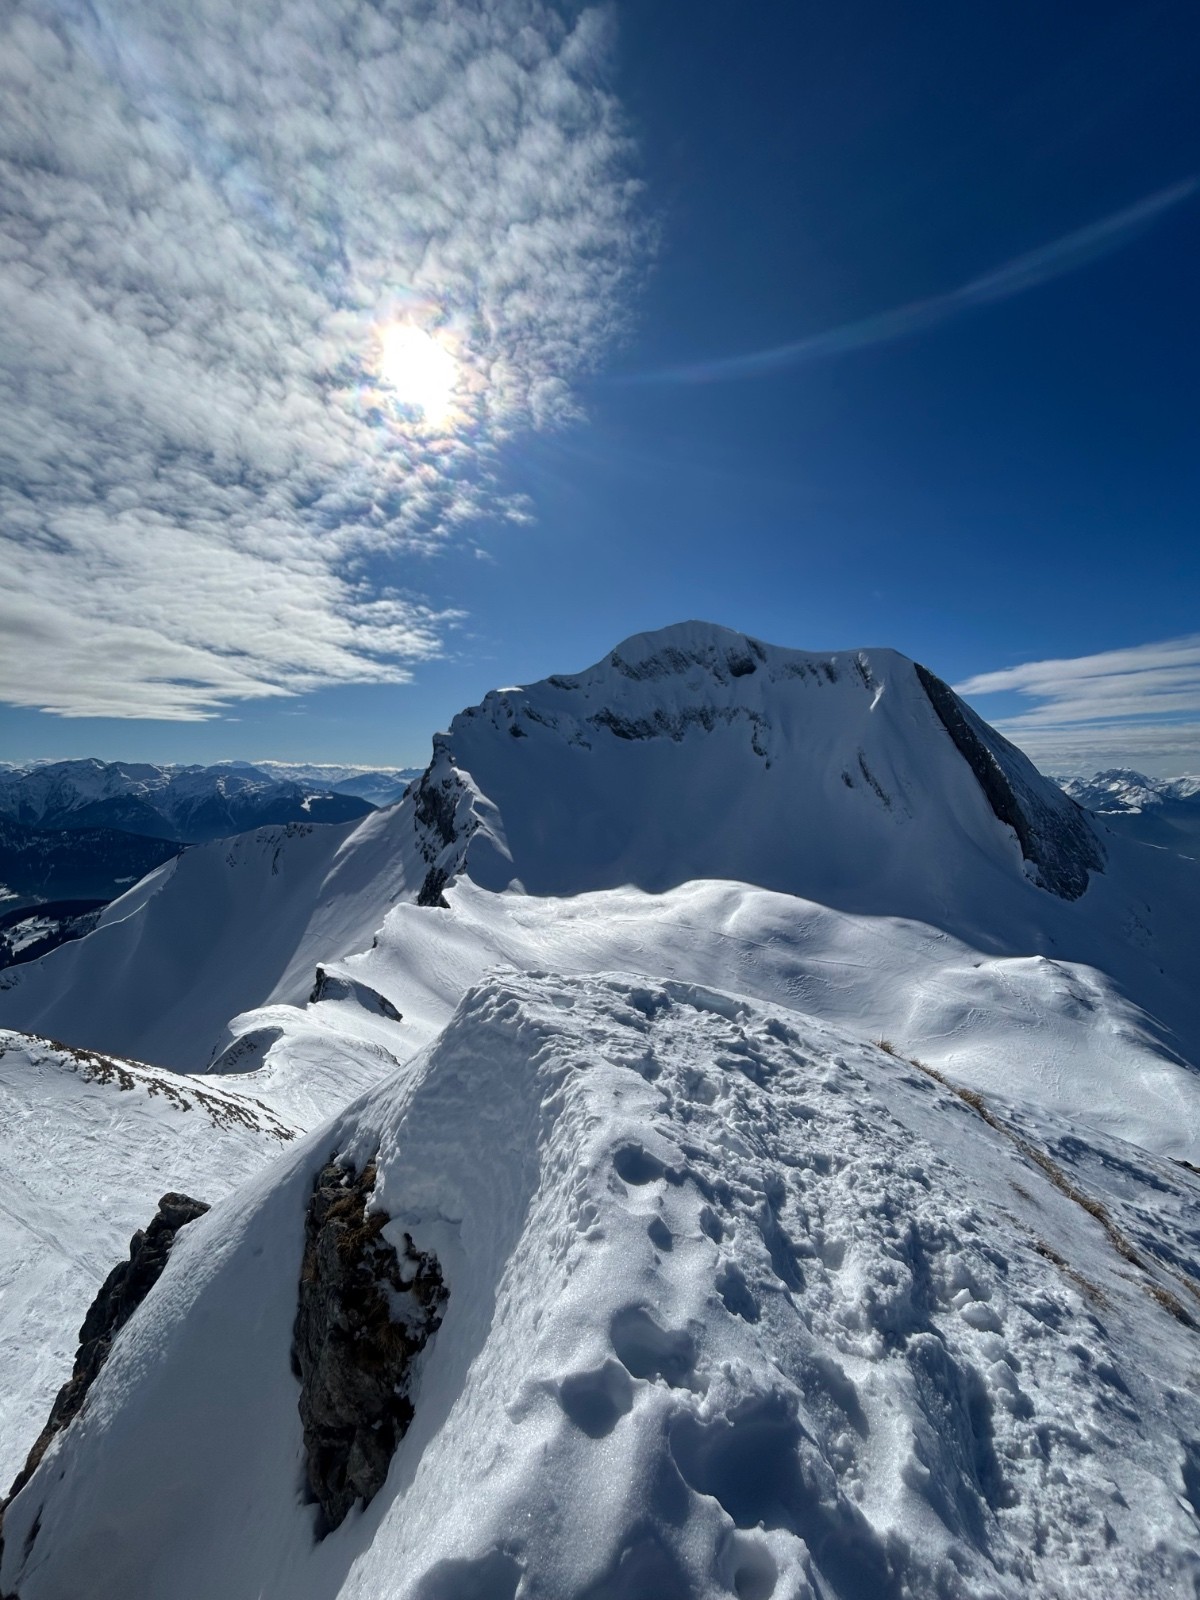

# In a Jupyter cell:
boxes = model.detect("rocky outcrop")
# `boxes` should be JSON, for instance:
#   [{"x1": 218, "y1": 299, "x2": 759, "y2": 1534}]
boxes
[
  {"x1": 292, "y1": 1160, "x2": 448, "y2": 1535},
  {"x1": 410, "y1": 745, "x2": 478, "y2": 909},
  {"x1": 915, "y1": 663, "x2": 1104, "y2": 900},
  {"x1": 3, "y1": 1192, "x2": 209, "y2": 1511},
  {"x1": 308, "y1": 966, "x2": 402, "y2": 1021}
]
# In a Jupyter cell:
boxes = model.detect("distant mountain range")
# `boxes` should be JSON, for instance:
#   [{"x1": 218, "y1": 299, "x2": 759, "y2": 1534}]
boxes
[
  {"x1": 0, "y1": 760, "x2": 416, "y2": 959},
  {"x1": 244, "y1": 762, "x2": 420, "y2": 807},
  {"x1": 1056, "y1": 768, "x2": 1200, "y2": 856},
  {"x1": 0, "y1": 759, "x2": 406, "y2": 843}
]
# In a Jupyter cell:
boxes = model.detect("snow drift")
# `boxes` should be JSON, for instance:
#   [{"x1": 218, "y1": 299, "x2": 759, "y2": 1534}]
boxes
[{"x1": 4, "y1": 973, "x2": 1199, "y2": 1600}]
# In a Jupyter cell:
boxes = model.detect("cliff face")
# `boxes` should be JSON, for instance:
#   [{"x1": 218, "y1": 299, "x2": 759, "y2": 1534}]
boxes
[{"x1": 913, "y1": 663, "x2": 1103, "y2": 900}]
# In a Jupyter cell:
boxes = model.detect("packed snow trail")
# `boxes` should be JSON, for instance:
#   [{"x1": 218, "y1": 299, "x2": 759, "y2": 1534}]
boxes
[{"x1": 5, "y1": 974, "x2": 1199, "y2": 1599}]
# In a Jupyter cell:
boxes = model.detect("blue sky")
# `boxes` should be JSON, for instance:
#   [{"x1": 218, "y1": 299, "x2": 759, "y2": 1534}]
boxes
[{"x1": 2, "y1": 0, "x2": 1198, "y2": 774}]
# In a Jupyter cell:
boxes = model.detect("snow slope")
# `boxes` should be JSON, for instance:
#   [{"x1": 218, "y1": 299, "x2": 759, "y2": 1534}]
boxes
[
  {"x1": 1, "y1": 625, "x2": 1196, "y2": 1152},
  {"x1": 0, "y1": 1030, "x2": 297, "y2": 1485},
  {"x1": 218, "y1": 875, "x2": 1200, "y2": 1161},
  {"x1": 5, "y1": 973, "x2": 1199, "y2": 1600},
  {"x1": 0, "y1": 810, "x2": 427, "y2": 1071}
]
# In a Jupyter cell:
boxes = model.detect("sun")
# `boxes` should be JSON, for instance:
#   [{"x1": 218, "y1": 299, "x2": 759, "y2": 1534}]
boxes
[{"x1": 376, "y1": 324, "x2": 458, "y2": 424}]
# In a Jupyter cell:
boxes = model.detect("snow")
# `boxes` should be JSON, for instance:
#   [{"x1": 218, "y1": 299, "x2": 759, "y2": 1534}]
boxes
[
  {"x1": 2, "y1": 623, "x2": 1199, "y2": 1598},
  {"x1": 0, "y1": 1030, "x2": 298, "y2": 1484},
  {"x1": 0, "y1": 810, "x2": 427, "y2": 1070},
  {"x1": 3, "y1": 629, "x2": 1196, "y2": 1156},
  {"x1": 4, "y1": 974, "x2": 1199, "y2": 1599}
]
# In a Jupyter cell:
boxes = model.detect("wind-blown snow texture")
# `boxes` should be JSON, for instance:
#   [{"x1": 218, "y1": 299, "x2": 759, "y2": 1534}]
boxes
[
  {"x1": 4, "y1": 975, "x2": 1199, "y2": 1600},
  {"x1": 2, "y1": 624, "x2": 1199, "y2": 1599}
]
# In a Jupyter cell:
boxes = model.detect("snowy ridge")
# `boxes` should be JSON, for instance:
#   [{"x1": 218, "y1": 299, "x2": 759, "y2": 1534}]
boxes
[
  {"x1": 912, "y1": 664, "x2": 1101, "y2": 899},
  {"x1": 4, "y1": 974, "x2": 1199, "y2": 1599},
  {"x1": 0, "y1": 812, "x2": 428, "y2": 1070}
]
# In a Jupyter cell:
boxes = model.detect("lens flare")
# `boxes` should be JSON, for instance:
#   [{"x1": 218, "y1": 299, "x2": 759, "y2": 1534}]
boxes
[{"x1": 377, "y1": 324, "x2": 458, "y2": 423}]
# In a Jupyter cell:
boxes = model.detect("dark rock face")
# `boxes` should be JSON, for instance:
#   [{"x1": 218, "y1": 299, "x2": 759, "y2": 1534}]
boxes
[
  {"x1": 3, "y1": 1192, "x2": 209, "y2": 1511},
  {"x1": 410, "y1": 748, "x2": 477, "y2": 908},
  {"x1": 308, "y1": 966, "x2": 402, "y2": 1021},
  {"x1": 292, "y1": 1159, "x2": 448, "y2": 1535},
  {"x1": 915, "y1": 664, "x2": 1104, "y2": 900},
  {"x1": 416, "y1": 865, "x2": 451, "y2": 908},
  {"x1": 411, "y1": 751, "x2": 468, "y2": 855}
]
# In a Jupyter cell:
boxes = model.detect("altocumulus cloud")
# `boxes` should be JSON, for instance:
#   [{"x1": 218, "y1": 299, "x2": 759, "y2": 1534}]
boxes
[
  {"x1": 957, "y1": 635, "x2": 1200, "y2": 776},
  {"x1": 0, "y1": 0, "x2": 643, "y2": 718}
]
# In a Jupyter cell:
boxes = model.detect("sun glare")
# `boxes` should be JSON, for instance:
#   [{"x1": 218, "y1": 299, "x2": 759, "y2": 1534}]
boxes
[{"x1": 377, "y1": 324, "x2": 458, "y2": 424}]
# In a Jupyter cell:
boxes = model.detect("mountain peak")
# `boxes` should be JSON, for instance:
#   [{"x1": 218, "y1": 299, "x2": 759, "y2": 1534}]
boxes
[{"x1": 414, "y1": 626, "x2": 1103, "y2": 919}]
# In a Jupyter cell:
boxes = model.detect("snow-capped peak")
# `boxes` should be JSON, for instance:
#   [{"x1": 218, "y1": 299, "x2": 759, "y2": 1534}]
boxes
[{"x1": 413, "y1": 622, "x2": 1101, "y2": 918}]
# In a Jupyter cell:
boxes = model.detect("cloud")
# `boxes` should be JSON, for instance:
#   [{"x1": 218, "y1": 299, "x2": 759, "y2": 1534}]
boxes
[
  {"x1": 626, "y1": 177, "x2": 1197, "y2": 387},
  {"x1": 0, "y1": 0, "x2": 643, "y2": 718},
  {"x1": 956, "y1": 635, "x2": 1200, "y2": 777}
]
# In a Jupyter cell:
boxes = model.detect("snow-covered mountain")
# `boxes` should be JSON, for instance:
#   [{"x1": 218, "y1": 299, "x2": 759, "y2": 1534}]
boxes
[
  {"x1": 2, "y1": 623, "x2": 1200, "y2": 1599},
  {"x1": 1058, "y1": 768, "x2": 1200, "y2": 813},
  {"x1": 4, "y1": 976, "x2": 1200, "y2": 1600},
  {"x1": 251, "y1": 762, "x2": 421, "y2": 807},
  {"x1": 1056, "y1": 768, "x2": 1200, "y2": 859},
  {"x1": 3, "y1": 626, "x2": 1196, "y2": 1105},
  {"x1": 414, "y1": 624, "x2": 1103, "y2": 909},
  {"x1": 0, "y1": 759, "x2": 375, "y2": 842}
]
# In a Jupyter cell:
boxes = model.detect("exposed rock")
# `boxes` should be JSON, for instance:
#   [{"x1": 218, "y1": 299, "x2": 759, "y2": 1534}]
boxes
[
  {"x1": 3, "y1": 1192, "x2": 209, "y2": 1511},
  {"x1": 915, "y1": 662, "x2": 1104, "y2": 900},
  {"x1": 308, "y1": 966, "x2": 402, "y2": 1020},
  {"x1": 416, "y1": 865, "x2": 451, "y2": 909},
  {"x1": 292, "y1": 1159, "x2": 448, "y2": 1535},
  {"x1": 409, "y1": 745, "x2": 479, "y2": 907}
]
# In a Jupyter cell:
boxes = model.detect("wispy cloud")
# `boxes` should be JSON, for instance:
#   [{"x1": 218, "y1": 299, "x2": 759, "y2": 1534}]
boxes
[
  {"x1": 957, "y1": 636, "x2": 1200, "y2": 777},
  {"x1": 626, "y1": 178, "x2": 1196, "y2": 387},
  {"x1": 1, "y1": 0, "x2": 643, "y2": 718}
]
